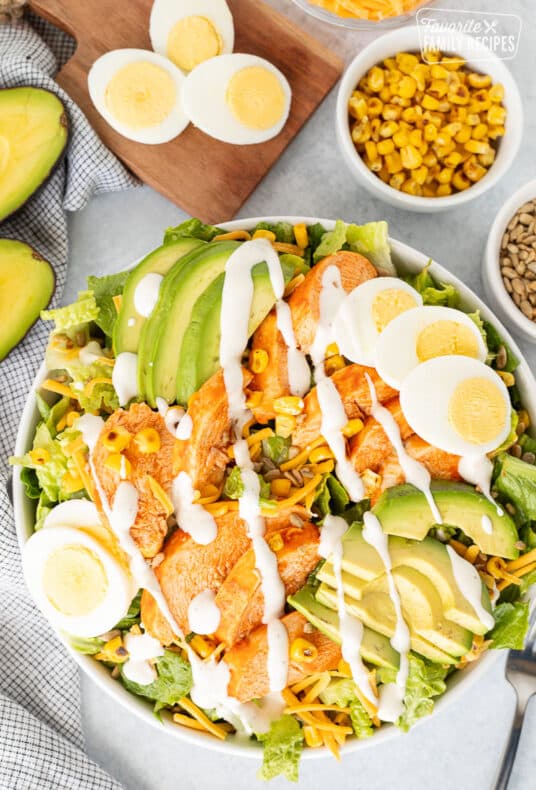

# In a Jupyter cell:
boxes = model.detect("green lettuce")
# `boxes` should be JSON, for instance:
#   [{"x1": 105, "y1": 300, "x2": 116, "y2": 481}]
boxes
[
  {"x1": 164, "y1": 218, "x2": 223, "y2": 243},
  {"x1": 279, "y1": 253, "x2": 310, "y2": 276},
  {"x1": 253, "y1": 220, "x2": 295, "y2": 244},
  {"x1": 261, "y1": 435, "x2": 290, "y2": 466},
  {"x1": 306, "y1": 222, "x2": 327, "y2": 264},
  {"x1": 319, "y1": 678, "x2": 374, "y2": 738},
  {"x1": 346, "y1": 220, "x2": 395, "y2": 273},
  {"x1": 483, "y1": 320, "x2": 519, "y2": 373},
  {"x1": 20, "y1": 467, "x2": 41, "y2": 500},
  {"x1": 494, "y1": 452, "x2": 536, "y2": 523},
  {"x1": 67, "y1": 635, "x2": 105, "y2": 655},
  {"x1": 114, "y1": 592, "x2": 142, "y2": 630},
  {"x1": 406, "y1": 263, "x2": 460, "y2": 308},
  {"x1": 313, "y1": 474, "x2": 369, "y2": 524},
  {"x1": 377, "y1": 654, "x2": 448, "y2": 732},
  {"x1": 120, "y1": 650, "x2": 193, "y2": 712},
  {"x1": 41, "y1": 290, "x2": 99, "y2": 334},
  {"x1": 488, "y1": 601, "x2": 529, "y2": 649},
  {"x1": 87, "y1": 270, "x2": 130, "y2": 338},
  {"x1": 223, "y1": 466, "x2": 271, "y2": 500},
  {"x1": 35, "y1": 493, "x2": 54, "y2": 530},
  {"x1": 313, "y1": 219, "x2": 347, "y2": 263},
  {"x1": 257, "y1": 715, "x2": 304, "y2": 783}
]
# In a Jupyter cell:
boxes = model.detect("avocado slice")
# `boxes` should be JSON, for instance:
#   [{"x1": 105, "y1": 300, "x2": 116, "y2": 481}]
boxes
[
  {"x1": 318, "y1": 525, "x2": 492, "y2": 635},
  {"x1": 176, "y1": 257, "x2": 295, "y2": 405},
  {"x1": 317, "y1": 567, "x2": 472, "y2": 660},
  {"x1": 0, "y1": 87, "x2": 68, "y2": 222},
  {"x1": 0, "y1": 239, "x2": 55, "y2": 361},
  {"x1": 288, "y1": 583, "x2": 399, "y2": 671},
  {"x1": 373, "y1": 481, "x2": 519, "y2": 560},
  {"x1": 113, "y1": 237, "x2": 205, "y2": 354},
  {"x1": 140, "y1": 240, "x2": 241, "y2": 405}
]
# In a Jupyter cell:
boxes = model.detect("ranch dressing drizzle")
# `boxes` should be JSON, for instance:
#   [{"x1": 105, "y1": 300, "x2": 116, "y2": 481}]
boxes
[
  {"x1": 134, "y1": 273, "x2": 163, "y2": 318},
  {"x1": 458, "y1": 455, "x2": 503, "y2": 517},
  {"x1": 362, "y1": 512, "x2": 411, "y2": 722},
  {"x1": 79, "y1": 340, "x2": 104, "y2": 366},
  {"x1": 446, "y1": 545, "x2": 495, "y2": 630},
  {"x1": 123, "y1": 632, "x2": 164, "y2": 685},
  {"x1": 365, "y1": 373, "x2": 442, "y2": 524},
  {"x1": 172, "y1": 471, "x2": 217, "y2": 545},
  {"x1": 112, "y1": 352, "x2": 138, "y2": 406},
  {"x1": 155, "y1": 398, "x2": 193, "y2": 440},
  {"x1": 219, "y1": 239, "x2": 290, "y2": 695},
  {"x1": 78, "y1": 414, "x2": 284, "y2": 730},
  {"x1": 188, "y1": 590, "x2": 221, "y2": 635},
  {"x1": 319, "y1": 516, "x2": 377, "y2": 706},
  {"x1": 311, "y1": 266, "x2": 364, "y2": 501},
  {"x1": 275, "y1": 300, "x2": 310, "y2": 397}
]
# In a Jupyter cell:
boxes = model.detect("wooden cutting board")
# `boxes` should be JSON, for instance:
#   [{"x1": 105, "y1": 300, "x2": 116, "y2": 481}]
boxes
[{"x1": 29, "y1": 0, "x2": 343, "y2": 223}]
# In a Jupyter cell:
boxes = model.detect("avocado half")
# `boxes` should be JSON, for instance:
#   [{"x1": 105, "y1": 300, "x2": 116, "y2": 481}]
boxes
[
  {"x1": 0, "y1": 87, "x2": 69, "y2": 223},
  {"x1": 0, "y1": 239, "x2": 55, "y2": 361}
]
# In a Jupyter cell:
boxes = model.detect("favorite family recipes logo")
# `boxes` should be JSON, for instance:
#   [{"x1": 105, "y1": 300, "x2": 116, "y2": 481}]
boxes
[{"x1": 416, "y1": 8, "x2": 522, "y2": 62}]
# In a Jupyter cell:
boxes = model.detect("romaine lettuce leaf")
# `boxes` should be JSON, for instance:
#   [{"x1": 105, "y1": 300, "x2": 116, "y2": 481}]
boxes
[
  {"x1": 253, "y1": 221, "x2": 295, "y2": 244},
  {"x1": 41, "y1": 291, "x2": 99, "y2": 333},
  {"x1": 313, "y1": 219, "x2": 347, "y2": 263},
  {"x1": 223, "y1": 466, "x2": 271, "y2": 500},
  {"x1": 350, "y1": 700, "x2": 374, "y2": 739},
  {"x1": 377, "y1": 654, "x2": 447, "y2": 732},
  {"x1": 87, "y1": 270, "x2": 130, "y2": 338},
  {"x1": 114, "y1": 592, "x2": 141, "y2": 630},
  {"x1": 164, "y1": 218, "x2": 223, "y2": 243},
  {"x1": 406, "y1": 263, "x2": 460, "y2": 307},
  {"x1": 66, "y1": 634, "x2": 105, "y2": 655},
  {"x1": 257, "y1": 714, "x2": 304, "y2": 782},
  {"x1": 488, "y1": 601, "x2": 529, "y2": 649},
  {"x1": 261, "y1": 435, "x2": 290, "y2": 466},
  {"x1": 319, "y1": 678, "x2": 373, "y2": 738},
  {"x1": 346, "y1": 220, "x2": 395, "y2": 274},
  {"x1": 482, "y1": 320, "x2": 519, "y2": 373},
  {"x1": 35, "y1": 493, "x2": 54, "y2": 530},
  {"x1": 494, "y1": 452, "x2": 536, "y2": 523},
  {"x1": 20, "y1": 467, "x2": 41, "y2": 500},
  {"x1": 120, "y1": 649, "x2": 193, "y2": 711}
]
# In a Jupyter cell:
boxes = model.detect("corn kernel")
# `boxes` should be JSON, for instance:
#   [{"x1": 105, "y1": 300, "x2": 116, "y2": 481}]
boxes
[
  {"x1": 423, "y1": 123, "x2": 438, "y2": 142},
  {"x1": 429, "y1": 79, "x2": 449, "y2": 98},
  {"x1": 452, "y1": 171, "x2": 471, "y2": 191},
  {"x1": 411, "y1": 165, "x2": 428, "y2": 185},
  {"x1": 408, "y1": 128, "x2": 423, "y2": 147},
  {"x1": 463, "y1": 157, "x2": 487, "y2": 182},
  {"x1": 309, "y1": 445, "x2": 335, "y2": 464},
  {"x1": 293, "y1": 223, "x2": 308, "y2": 249},
  {"x1": 324, "y1": 354, "x2": 346, "y2": 375},
  {"x1": 367, "y1": 66, "x2": 385, "y2": 93},
  {"x1": 382, "y1": 103, "x2": 402, "y2": 121},
  {"x1": 431, "y1": 64, "x2": 449, "y2": 80},
  {"x1": 275, "y1": 415, "x2": 295, "y2": 438},
  {"x1": 396, "y1": 52, "x2": 419, "y2": 74},
  {"x1": 29, "y1": 447, "x2": 50, "y2": 465},
  {"x1": 385, "y1": 151, "x2": 403, "y2": 173},
  {"x1": 467, "y1": 72, "x2": 491, "y2": 89},
  {"x1": 437, "y1": 167, "x2": 453, "y2": 185},
  {"x1": 389, "y1": 172, "x2": 405, "y2": 190},
  {"x1": 436, "y1": 183, "x2": 452, "y2": 196},
  {"x1": 379, "y1": 85, "x2": 392, "y2": 103},
  {"x1": 497, "y1": 370, "x2": 516, "y2": 387},
  {"x1": 401, "y1": 106, "x2": 419, "y2": 123},
  {"x1": 397, "y1": 75, "x2": 417, "y2": 99},
  {"x1": 367, "y1": 97, "x2": 383, "y2": 117},
  {"x1": 400, "y1": 144, "x2": 422, "y2": 170},
  {"x1": 351, "y1": 122, "x2": 371, "y2": 144},
  {"x1": 379, "y1": 120, "x2": 398, "y2": 138},
  {"x1": 134, "y1": 427, "x2": 161, "y2": 454},
  {"x1": 487, "y1": 105, "x2": 506, "y2": 126},
  {"x1": 147, "y1": 476, "x2": 174, "y2": 516},
  {"x1": 364, "y1": 155, "x2": 382, "y2": 173},
  {"x1": 365, "y1": 140, "x2": 378, "y2": 161},
  {"x1": 444, "y1": 151, "x2": 463, "y2": 169},
  {"x1": 348, "y1": 95, "x2": 368, "y2": 120},
  {"x1": 423, "y1": 48, "x2": 440, "y2": 63},
  {"x1": 383, "y1": 57, "x2": 396, "y2": 71},
  {"x1": 401, "y1": 178, "x2": 422, "y2": 196},
  {"x1": 370, "y1": 118, "x2": 381, "y2": 141},
  {"x1": 377, "y1": 166, "x2": 390, "y2": 183},
  {"x1": 268, "y1": 530, "x2": 286, "y2": 550},
  {"x1": 105, "y1": 453, "x2": 132, "y2": 478},
  {"x1": 62, "y1": 470, "x2": 84, "y2": 494},
  {"x1": 422, "y1": 94, "x2": 440, "y2": 111},
  {"x1": 252, "y1": 229, "x2": 276, "y2": 242},
  {"x1": 442, "y1": 56, "x2": 465, "y2": 71},
  {"x1": 273, "y1": 396, "x2": 304, "y2": 416},
  {"x1": 464, "y1": 139, "x2": 488, "y2": 155},
  {"x1": 411, "y1": 64, "x2": 429, "y2": 91},
  {"x1": 326, "y1": 343, "x2": 339, "y2": 356},
  {"x1": 290, "y1": 637, "x2": 318, "y2": 663},
  {"x1": 449, "y1": 84, "x2": 470, "y2": 104},
  {"x1": 250, "y1": 348, "x2": 269, "y2": 374},
  {"x1": 190, "y1": 635, "x2": 214, "y2": 658},
  {"x1": 488, "y1": 125, "x2": 505, "y2": 140},
  {"x1": 392, "y1": 129, "x2": 409, "y2": 147},
  {"x1": 423, "y1": 184, "x2": 437, "y2": 197},
  {"x1": 377, "y1": 138, "x2": 394, "y2": 156},
  {"x1": 455, "y1": 125, "x2": 472, "y2": 143},
  {"x1": 479, "y1": 148, "x2": 496, "y2": 166},
  {"x1": 489, "y1": 83, "x2": 505, "y2": 103},
  {"x1": 102, "y1": 426, "x2": 131, "y2": 453},
  {"x1": 95, "y1": 636, "x2": 128, "y2": 665}
]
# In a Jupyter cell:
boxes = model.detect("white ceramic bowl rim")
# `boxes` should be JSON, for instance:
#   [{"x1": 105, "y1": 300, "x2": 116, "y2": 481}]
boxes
[
  {"x1": 484, "y1": 177, "x2": 536, "y2": 341},
  {"x1": 13, "y1": 215, "x2": 536, "y2": 760},
  {"x1": 336, "y1": 26, "x2": 524, "y2": 211}
]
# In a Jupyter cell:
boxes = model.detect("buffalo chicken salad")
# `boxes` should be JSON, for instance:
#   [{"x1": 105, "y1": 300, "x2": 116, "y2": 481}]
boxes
[{"x1": 12, "y1": 217, "x2": 536, "y2": 781}]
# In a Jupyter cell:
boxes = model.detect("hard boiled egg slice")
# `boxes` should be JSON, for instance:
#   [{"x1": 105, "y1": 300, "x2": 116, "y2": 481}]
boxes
[
  {"x1": 23, "y1": 501, "x2": 135, "y2": 638},
  {"x1": 150, "y1": 0, "x2": 234, "y2": 73},
  {"x1": 182, "y1": 53, "x2": 291, "y2": 145},
  {"x1": 88, "y1": 49, "x2": 189, "y2": 144},
  {"x1": 400, "y1": 356, "x2": 511, "y2": 456},
  {"x1": 375, "y1": 305, "x2": 488, "y2": 390},
  {"x1": 332, "y1": 277, "x2": 422, "y2": 367}
]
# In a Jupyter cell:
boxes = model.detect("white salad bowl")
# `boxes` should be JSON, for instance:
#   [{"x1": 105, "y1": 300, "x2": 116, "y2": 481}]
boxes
[
  {"x1": 336, "y1": 27, "x2": 523, "y2": 213},
  {"x1": 12, "y1": 216, "x2": 536, "y2": 760}
]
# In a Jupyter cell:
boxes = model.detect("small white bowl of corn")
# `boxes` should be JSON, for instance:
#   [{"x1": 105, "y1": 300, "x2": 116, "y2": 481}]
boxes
[{"x1": 336, "y1": 26, "x2": 523, "y2": 212}]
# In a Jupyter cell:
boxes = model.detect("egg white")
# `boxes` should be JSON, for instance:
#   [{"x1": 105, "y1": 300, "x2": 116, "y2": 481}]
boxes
[
  {"x1": 181, "y1": 53, "x2": 292, "y2": 145},
  {"x1": 332, "y1": 277, "x2": 422, "y2": 367},
  {"x1": 399, "y1": 355, "x2": 511, "y2": 457},
  {"x1": 88, "y1": 49, "x2": 189, "y2": 144},
  {"x1": 150, "y1": 0, "x2": 234, "y2": 72},
  {"x1": 375, "y1": 305, "x2": 488, "y2": 390},
  {"x1": 23, "y1": 524, "x2": 135, "y2": 638}
]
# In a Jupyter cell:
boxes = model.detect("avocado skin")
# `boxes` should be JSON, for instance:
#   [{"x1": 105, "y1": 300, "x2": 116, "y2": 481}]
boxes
[
  {"x1": 288, "y1": 582, "x2": 400, "y2": 670},
  {"x1": 176, "y1": 256, "x2": 295, "y2": 405},
  {"x1": 113, "y1": 237, "x2": 205, "y2": 355},
  {"x1": 0, "y1": 87, "x2": 69, "y2": 223},
  {"x1": 0, "y1": 239, "x2": 55, "y2": 361},
  {"x1": 373, "y1": 481, "x2": 519, "y2": 560}
]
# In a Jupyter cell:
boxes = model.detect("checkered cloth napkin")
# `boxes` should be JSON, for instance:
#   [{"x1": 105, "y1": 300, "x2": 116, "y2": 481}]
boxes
[{"x1": 0, "y1": 16, "x2": 138, "y2": 790}]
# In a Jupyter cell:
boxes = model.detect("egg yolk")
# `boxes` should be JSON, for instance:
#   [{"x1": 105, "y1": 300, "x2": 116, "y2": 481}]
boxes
[
  {"x1": 226, "y1": 66, "x2": 285, "y2": 130},
  {"x1": 371, "y1": 289, "x2": 418, "y2": 333},
  {"x1": 105, "y1": 62, "x2": 176, "y2": 129},
  {"x1": 416, "y1": 320, "x2": 479, "y2": 363},
  {"x1": 43, "y1": 545, "x2": 107, "y2": 616},
  {"x1": 167, "y1": 15, "x2": 221, "y2": 72},
  {"x1": 448, "y1": 377, "x2": 507, "y2": 445}
]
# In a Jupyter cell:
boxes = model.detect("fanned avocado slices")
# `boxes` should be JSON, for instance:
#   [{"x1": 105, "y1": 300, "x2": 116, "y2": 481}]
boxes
[
  {"x1": 0, "y1": 87, "x2": 69, "y2": 222},
  {"x1": 0, "y1": 239, "x2": 55, "y2": 360}
]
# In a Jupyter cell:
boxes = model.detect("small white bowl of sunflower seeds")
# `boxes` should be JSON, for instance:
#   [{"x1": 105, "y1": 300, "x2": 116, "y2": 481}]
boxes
[{"x1": 484, "y1": 178, "x2": 536, "y2": 343}]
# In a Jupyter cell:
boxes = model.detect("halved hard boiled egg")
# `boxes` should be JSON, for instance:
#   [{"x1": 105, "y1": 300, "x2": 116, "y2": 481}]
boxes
[
  {"x1": 23, "y1": 501, "x2": 135, "y2": 638},
  {"x1": 375, "y1": 306, "x2": 488, "y2": 390},
  {"x1": 400, "y1": 356, "x2": 511, "y2": 457},
  {"x1": 182, "y1": 53, "x2": 291, "y2": 145},
  {"x1": 150, "y1": 0, "x2": 234, "y2": 73},
  {"x1": 332, "y1": 277, "x2": 422, "y2": 367},
  {"x1": 88, "y1": 49, "x2": 189, "y2": 144}
]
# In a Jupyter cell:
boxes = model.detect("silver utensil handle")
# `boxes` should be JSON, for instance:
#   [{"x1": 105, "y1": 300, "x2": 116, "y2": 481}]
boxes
[{"x1": 493, "y1": 704, "x2": 525, "y2": 790}]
